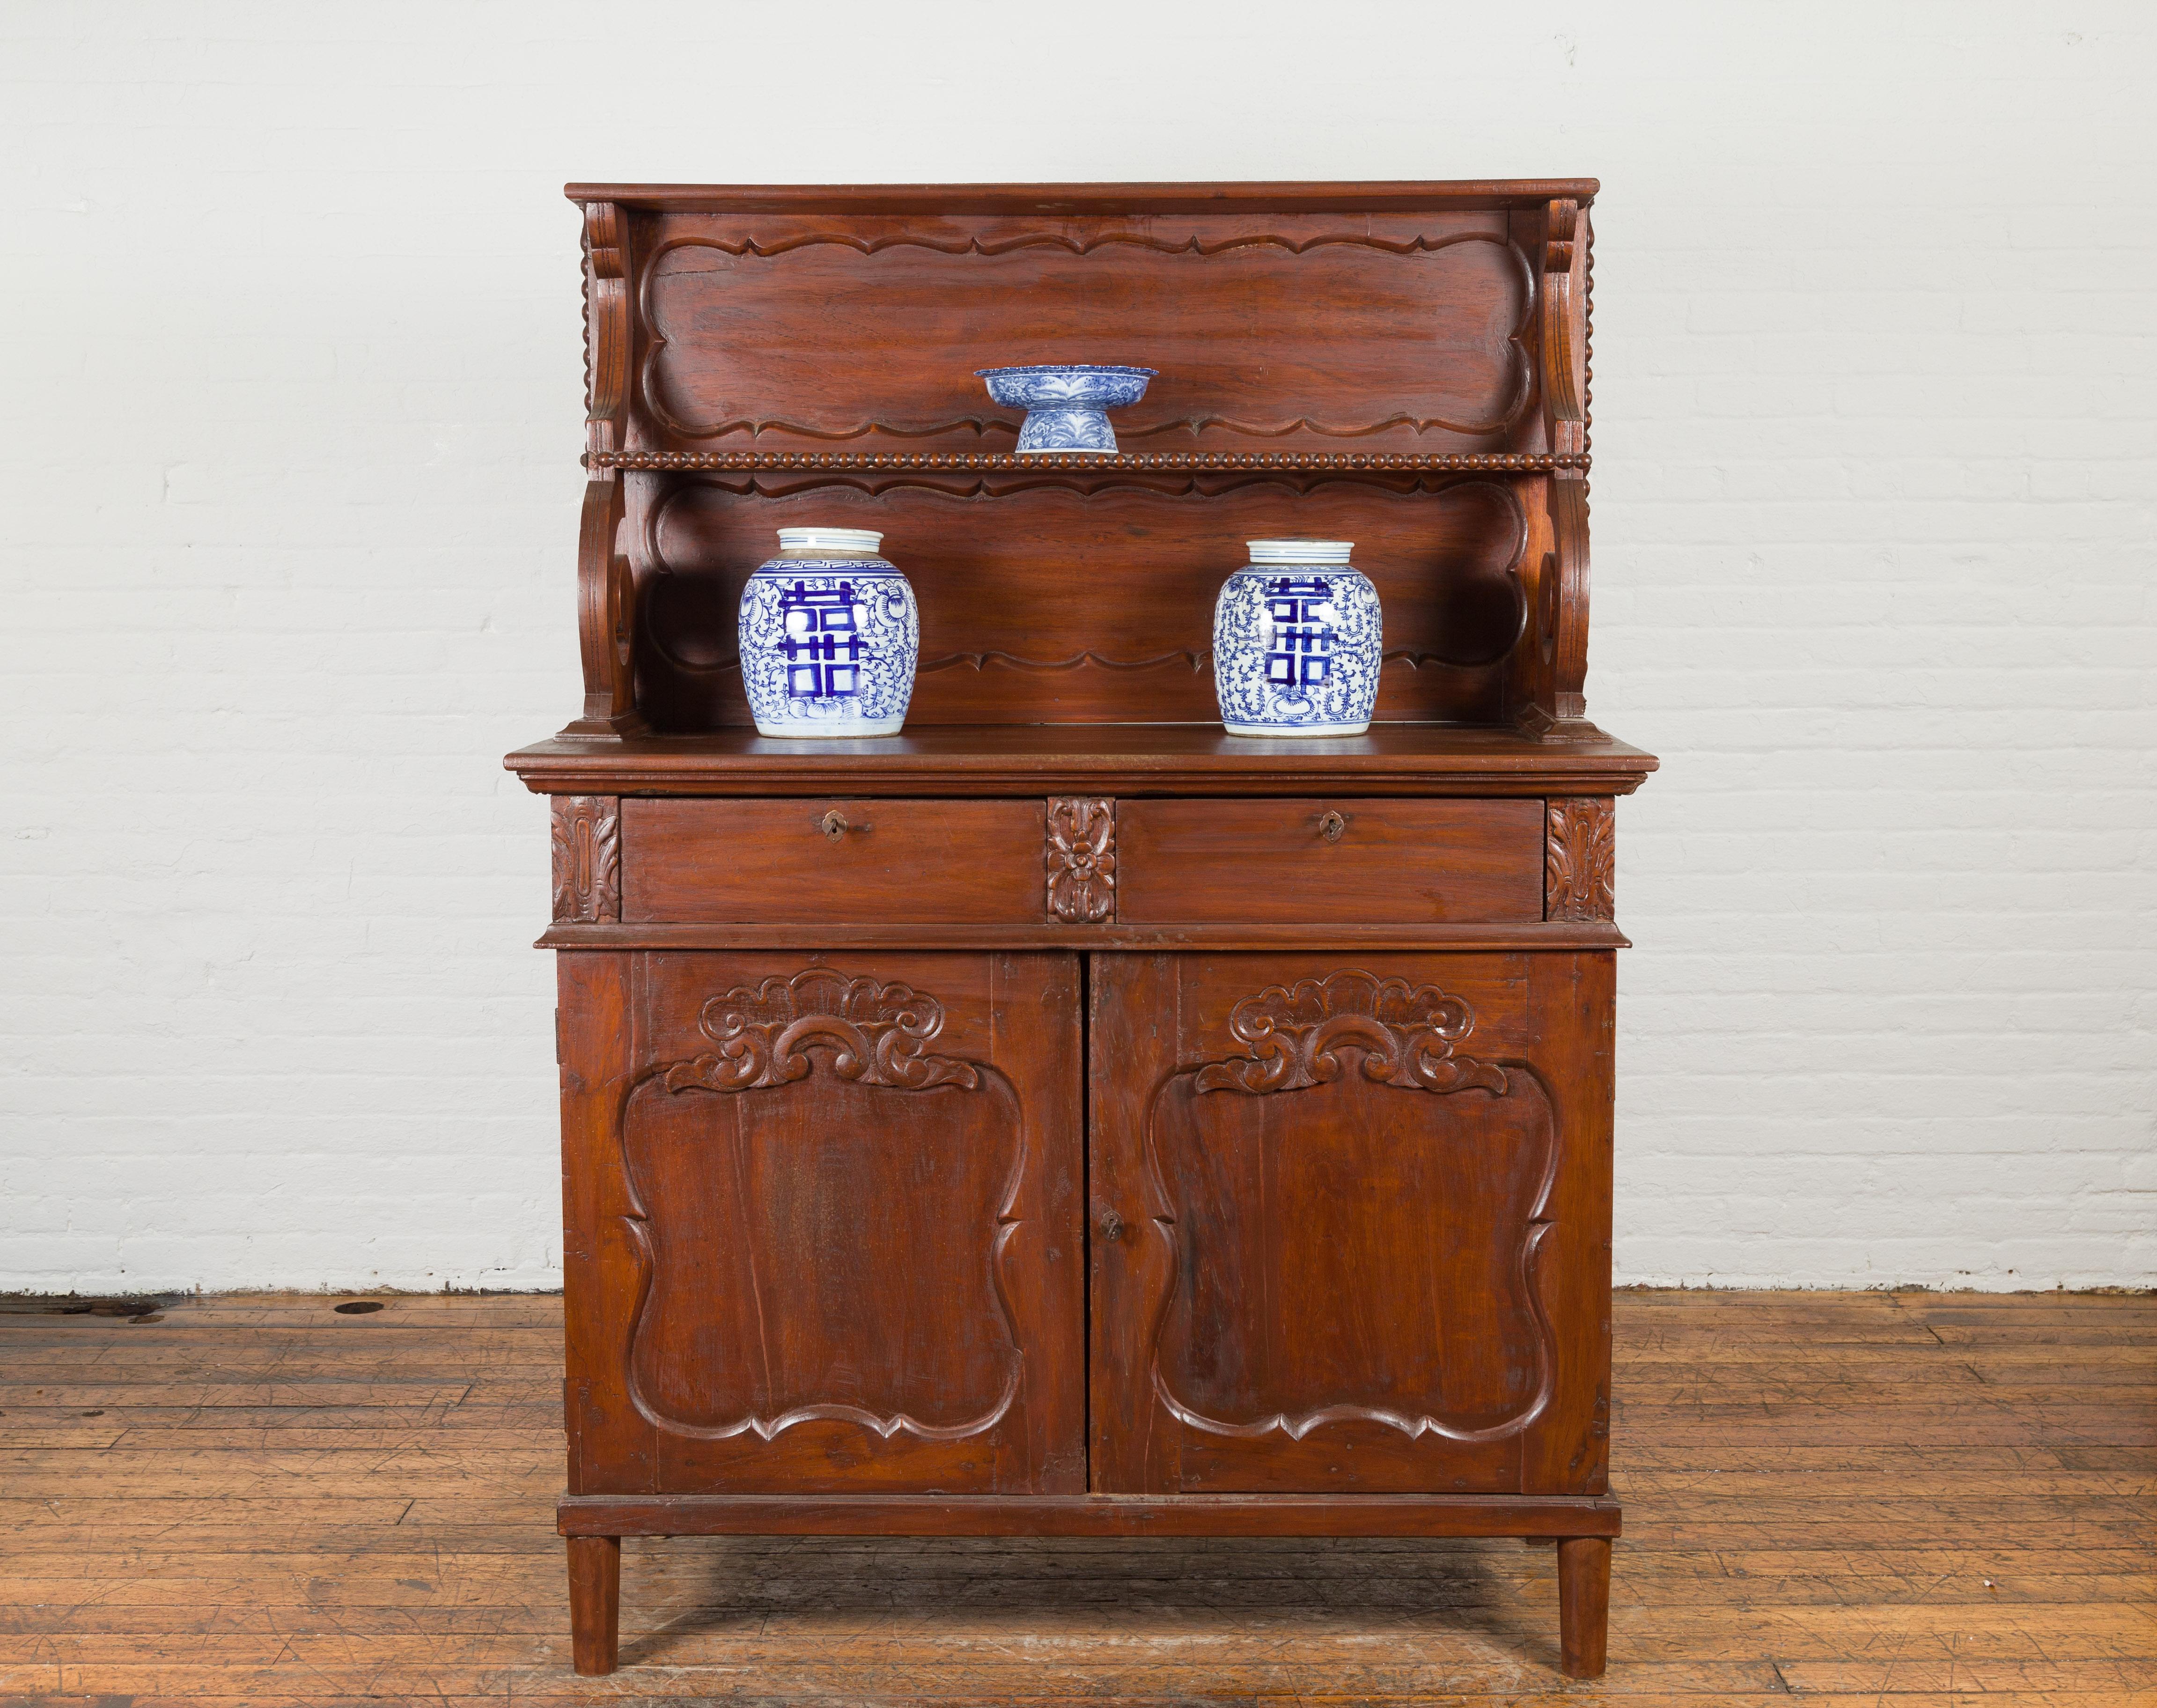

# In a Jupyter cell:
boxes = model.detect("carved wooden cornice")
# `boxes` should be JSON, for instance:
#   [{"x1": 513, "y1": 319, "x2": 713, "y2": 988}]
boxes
[
  {"x1": 1045, "y1": 798, "x2": 1116, "y2": 923},
  {"x1": 1193, "y1": 971, "x2": 1509, "y2": 1097},
  {"x1": 566, "y1": 180, "x2": 1602, "y2": 216}
]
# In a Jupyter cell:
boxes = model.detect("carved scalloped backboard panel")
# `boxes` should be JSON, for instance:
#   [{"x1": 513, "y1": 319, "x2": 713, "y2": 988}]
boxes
[{"x1": 633, "y1": 212, "x2": 1539, "y2": 458}]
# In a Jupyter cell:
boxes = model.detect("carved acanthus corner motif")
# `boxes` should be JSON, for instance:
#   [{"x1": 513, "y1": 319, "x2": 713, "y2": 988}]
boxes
[
  {"x1": 1545, "y1": 797, "x2": 1616, "y2": 921},
  {"x1": 549, "y1": 795, "x2": 620, "y2": 922},
  {"x1": 1045, "y1": 797, "x2": 1117, "y2": 922},
  {"x1": 1194, "y1": 970, "x2": 1509, "y2": 1097},
  {"x1": 660, "y1": 969, "x2": 981, "y2": 1094}
]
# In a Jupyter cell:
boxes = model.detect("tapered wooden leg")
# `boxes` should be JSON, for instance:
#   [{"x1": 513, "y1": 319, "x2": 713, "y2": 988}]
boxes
[
  {"x1": 1557, "y1": 1536, "x2": 1611, "y2": 1678},
  {"x1": 567, "y1": 1535, "x2": 621, "y2": 1675}
]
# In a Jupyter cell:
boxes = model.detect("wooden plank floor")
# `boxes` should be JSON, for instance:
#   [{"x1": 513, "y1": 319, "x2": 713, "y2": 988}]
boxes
[{"x1": 0, "y1": 1290, "x2": 2148, "y2": 1706}]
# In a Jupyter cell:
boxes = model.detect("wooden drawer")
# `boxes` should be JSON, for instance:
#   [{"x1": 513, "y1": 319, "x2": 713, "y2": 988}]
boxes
[
  {"x1": 622, "y1": 798, "x2": 1047, "y2": 923},
  {"x1": 1116, "y1": 798, "x2": 1543, "y2": 923}
]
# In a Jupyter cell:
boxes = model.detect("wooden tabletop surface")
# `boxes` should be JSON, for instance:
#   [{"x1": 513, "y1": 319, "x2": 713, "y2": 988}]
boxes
[{"x1": 506, "y1": 723, "x2": 1660, "y2": 798}]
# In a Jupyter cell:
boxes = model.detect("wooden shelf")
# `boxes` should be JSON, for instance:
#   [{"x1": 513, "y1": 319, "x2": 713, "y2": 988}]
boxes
[
  {"x1": 588, "y1": 449, "x2": 1588, "y2": 477},
  {"x1": 507, "y1": 722, "x2": 1656, "y2": 799},
  {"x1": 538, "y1": 920, "x2": 1631, "y2": 952}
]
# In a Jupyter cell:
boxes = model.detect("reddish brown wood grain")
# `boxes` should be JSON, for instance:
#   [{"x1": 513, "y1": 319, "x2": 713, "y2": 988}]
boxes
[
  {"x1": 1116, "y1": 798, "x2": 1543, "y2": 923},
  {"x1": 620, "y1": 798, "x2": 1048, "y2": 923},
  {"x1": 1088, "y1": 954, "x2": 1582, "y2": 1497},
  {"x1": 563, "y1": 951, "x2": 1083, "y2": 1501},
  {"x1": 1521, "y1": 954, "x2": 1617, "y2": 1496},
  {"x1": 566, "y1": 1534, "x2": 619, "y2": 1674},
  {"x1": 507, "y1": 723, "x2": 1658, "y2": 801},
  {"x1": 556, "y1": 1492, "x2": 1622, "y2": 1538},
  {"x1": 541, "y1": 920, "x2": 1629, "y2": 953},
  {"x1": 3, "y1": 1288, "x2": 2149, "y2": 1704},
  {"x1": 556, "y1": 952, "x2": 650, "y2": 1498},
  {"x1": 635, "y1": 211, "x2": 1532, "y2": 457},
  {"x1": 1557, "y1": 1535, "x2": 1611, "y2": 1677},
  {"x1": 634, "y1": 477, "x2": 1534, "y2": 729}
]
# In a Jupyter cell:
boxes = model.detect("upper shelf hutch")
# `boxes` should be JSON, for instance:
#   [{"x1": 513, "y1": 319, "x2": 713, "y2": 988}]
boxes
[{"x1": 550, "y1": 179, "x2": 1609, "y2": 748}]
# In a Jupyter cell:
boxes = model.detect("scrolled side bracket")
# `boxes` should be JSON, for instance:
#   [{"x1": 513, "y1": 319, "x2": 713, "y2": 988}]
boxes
[
  {"x1": 584, "y1": 201, "x2": 630, "y2": 461},
  {"x1": 1540, "y1": 199, "x2": 1585, "y2": 449},
  {"x1": 1516, "y1": 473, "x2": 1602, "y2": 744},
  {"x1": 1517, "y1": 199, "x2": 1602, "y2": 743},
  {"x1": 562, "y1": 202, "x2": 644, "y2": 737},
  {"x1": 560, "y1": 475, "x2": 642, "y2": 736}
]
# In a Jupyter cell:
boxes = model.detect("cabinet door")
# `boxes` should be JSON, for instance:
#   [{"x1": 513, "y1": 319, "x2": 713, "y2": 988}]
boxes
[
  {"x1": 1089, "y1": 952, "x2": 1612, "y2": 1496},
  {"x1": 560, "y1": 950, "x2": 1084, "y2": 1495}
]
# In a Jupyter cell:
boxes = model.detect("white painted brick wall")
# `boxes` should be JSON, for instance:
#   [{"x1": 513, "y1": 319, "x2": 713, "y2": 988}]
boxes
[{"x1": 2, "y1": 4, "x2": 2150, "y2": 1291}]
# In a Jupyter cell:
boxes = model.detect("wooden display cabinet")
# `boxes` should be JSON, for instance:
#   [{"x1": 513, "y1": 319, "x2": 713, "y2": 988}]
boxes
[{"x1": 507, "y1": 179, "x2": 1655, "y2": 1678}]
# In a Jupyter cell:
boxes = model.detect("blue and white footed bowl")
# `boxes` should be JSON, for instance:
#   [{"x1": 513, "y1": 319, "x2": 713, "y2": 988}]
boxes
[
  {"x1": 976, "y1": 364, "x2": 1156, "y2": 455},
  {"x1": 1213, "y1": 539, "x2": 1382, "y2": 738},
  {"x1": 738, "y1": 527, "x2": 918, "y2": 738}
]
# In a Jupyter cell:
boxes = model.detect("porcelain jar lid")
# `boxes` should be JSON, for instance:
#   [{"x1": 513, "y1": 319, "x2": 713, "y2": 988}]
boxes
[
  {"x1": 1247, "y1": 538, "x2": 1354, "y2": 565},
  {"x1": 776, "y1": 527, "x2": 885, "y2": 554}
]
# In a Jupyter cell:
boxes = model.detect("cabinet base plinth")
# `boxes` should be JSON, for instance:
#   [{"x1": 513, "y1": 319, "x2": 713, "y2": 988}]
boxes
[{"x1": 558, "y1": 1491, "x2": 1621, "y2": 1539}]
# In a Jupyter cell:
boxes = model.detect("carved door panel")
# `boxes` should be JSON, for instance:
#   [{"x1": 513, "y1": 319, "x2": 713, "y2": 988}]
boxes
[
  {"x1": 1089, "y1": 952, "x2": 1613, "y2": 1496},
  {"x1": 560, "y1": 950, "x2": 1085, "y2": 1496}
]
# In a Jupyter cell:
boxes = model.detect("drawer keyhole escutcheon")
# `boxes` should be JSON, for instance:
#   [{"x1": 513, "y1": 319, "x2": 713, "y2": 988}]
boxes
[
  {"x1": 1099, "y1": 1209, "x2": 1124, "y2": 1242},
  {"x1": 1318, "y1": 810, "x2": 1347, "y2": 843},
  {"x1": 819, "y1": 809, "x2": 850, "y2": 842}
]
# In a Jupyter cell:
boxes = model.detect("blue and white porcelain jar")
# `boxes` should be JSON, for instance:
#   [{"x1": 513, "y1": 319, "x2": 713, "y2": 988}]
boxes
[
  {"x1": 1212, "y1": 539, "x2": 1382, "y2": 737},
  {"x1": 737, "y1": 527, "x2": 918, "y2": 738}
]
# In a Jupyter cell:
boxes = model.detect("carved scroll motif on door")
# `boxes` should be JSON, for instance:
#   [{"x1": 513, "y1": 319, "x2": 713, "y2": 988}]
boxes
[
  {"x1": 620, "y1": 969, "x2": 1024, "y2": 1444},
  {"x1": 1144, "y1": 970, "x2": 1559, "y2": 1444}
]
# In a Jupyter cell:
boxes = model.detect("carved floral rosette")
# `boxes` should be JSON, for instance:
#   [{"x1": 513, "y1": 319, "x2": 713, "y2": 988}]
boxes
[
  {"x1": 1194, "y1": 971, "x2": 1509, "y2": 1097},
  {"x1": 1045, "y1": 797, "x2": 1116, "y2": 922},
  {"x1": 661, "y1": 969, "x2": 979, "y2": 1093}
]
